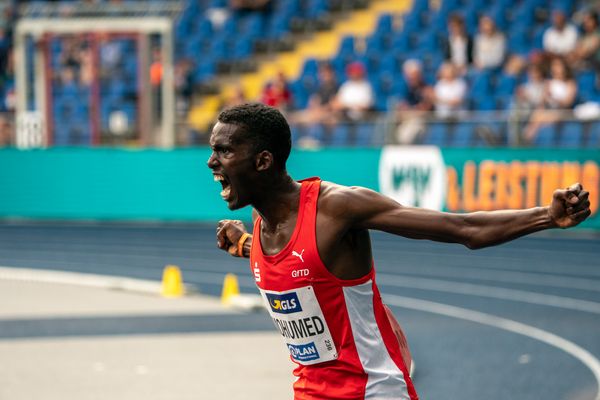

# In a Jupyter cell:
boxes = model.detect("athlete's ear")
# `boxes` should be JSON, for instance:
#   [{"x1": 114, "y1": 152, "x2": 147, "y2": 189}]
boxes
[{"x1": 255, "y1": 150, "x2": 273, "y2": 172}]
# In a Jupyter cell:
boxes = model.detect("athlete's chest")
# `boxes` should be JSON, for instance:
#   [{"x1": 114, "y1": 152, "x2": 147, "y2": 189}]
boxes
[
  {"x1": 252, "y1": 247, "x2": 315, "y2": 291},
  {"x1": 258, "y1": 212, "x2": 300, "y2": 254}
]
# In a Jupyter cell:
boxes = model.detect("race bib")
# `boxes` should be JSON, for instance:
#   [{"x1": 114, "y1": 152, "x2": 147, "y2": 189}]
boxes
[{"x1": 260, "y1": 286, "x2": 338, "y2": 365}]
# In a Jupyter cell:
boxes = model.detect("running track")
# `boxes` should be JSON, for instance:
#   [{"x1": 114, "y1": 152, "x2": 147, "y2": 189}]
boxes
[{"x1": 0, "y1": 222, "x2": 599, "y2": 400}]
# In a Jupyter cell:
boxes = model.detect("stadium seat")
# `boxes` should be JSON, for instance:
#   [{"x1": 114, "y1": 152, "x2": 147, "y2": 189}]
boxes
[
  {"x1": 450, "y1": 123, "x2": 475, "y2": 147},
  {"x1": 533, "y1": 124, "x2": 557, "y2": 147},
  {"x1": 558, "y1": 121, "x2": 584, "y2": 148},
  {"x1": 423, "y1": 123, "x2": 447, "y2": 146},
  {"x1": 356, "y1": 122, "x2": 375, "y2": 146},
  {"x1": 586, "y1": 122, "x2": 600, "y2": 147}
]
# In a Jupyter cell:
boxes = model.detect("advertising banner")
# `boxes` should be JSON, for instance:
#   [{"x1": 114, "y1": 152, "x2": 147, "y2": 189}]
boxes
[
  {"x1": 0, "y1": 147, "x2": 598, "y2": 229},
  {"x1": 378, "y1": 147, "x2": 599, "y2": 229}
]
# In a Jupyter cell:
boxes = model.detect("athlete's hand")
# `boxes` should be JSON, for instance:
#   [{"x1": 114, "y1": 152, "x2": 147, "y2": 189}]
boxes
[
  {"x1": 216, "y1": 219, "x2": 248, "y2": 257},
  {"x1": 548, "y1": 183, "x2": 591, "y2": 228}
]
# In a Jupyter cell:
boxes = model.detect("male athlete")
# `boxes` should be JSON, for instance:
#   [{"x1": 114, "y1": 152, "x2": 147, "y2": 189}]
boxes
[{"x1": 208, "y1": 103, "x2": 591, "y2": 400}]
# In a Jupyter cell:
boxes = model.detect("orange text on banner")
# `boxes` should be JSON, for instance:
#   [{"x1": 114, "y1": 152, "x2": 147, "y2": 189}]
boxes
[{"x1": 446, "y1": 160, "x2": 599, "y2": 215}]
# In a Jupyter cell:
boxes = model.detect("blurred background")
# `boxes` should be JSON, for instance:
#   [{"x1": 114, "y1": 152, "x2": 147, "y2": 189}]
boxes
[{"x1": 0, "y1": 0, "x2": 600, "y2": 399}]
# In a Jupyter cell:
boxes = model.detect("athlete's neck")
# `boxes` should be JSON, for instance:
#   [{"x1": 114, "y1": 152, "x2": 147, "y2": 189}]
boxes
[{"x1": 253, "y1": 174, "x2": 301, "y2": 231}]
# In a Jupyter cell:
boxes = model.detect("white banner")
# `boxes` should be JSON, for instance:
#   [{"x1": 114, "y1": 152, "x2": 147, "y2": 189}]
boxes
[
  {"x1": 378, "y1": 146, "x2": 446, "y2": 210},
  {"x1": 16, "y1": 111, "x2": 45, "y2": 149}
]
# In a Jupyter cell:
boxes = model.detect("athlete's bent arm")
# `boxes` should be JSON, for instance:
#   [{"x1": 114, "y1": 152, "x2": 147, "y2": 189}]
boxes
[
  {"x1": 335, "y1": 182, "x2": 590, "y2": 249},
  {"x1": 215, "y1": 210, "x2": 260, "y2": 258},
  {"x1": 216, "y1": 219, "x2": 252, "y2": 257}
]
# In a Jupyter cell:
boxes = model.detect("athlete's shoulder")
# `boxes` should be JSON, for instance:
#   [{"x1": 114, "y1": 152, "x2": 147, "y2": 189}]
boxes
[{"x1": 318, "y1": 181, "x2": 381, "y2": 218}]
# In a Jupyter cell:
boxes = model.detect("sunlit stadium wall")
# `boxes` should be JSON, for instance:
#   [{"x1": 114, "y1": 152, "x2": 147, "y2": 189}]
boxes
[{"x1": 0, "y1": 147, "x2": 598, "y2": 229}]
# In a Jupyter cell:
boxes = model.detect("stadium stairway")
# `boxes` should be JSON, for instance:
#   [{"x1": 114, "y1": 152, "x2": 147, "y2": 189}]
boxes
[{"x1": 187, "y1": 0, "x2": 411, "y2": 133}]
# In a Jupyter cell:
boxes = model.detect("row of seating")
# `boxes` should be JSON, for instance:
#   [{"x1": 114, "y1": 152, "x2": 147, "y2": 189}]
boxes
[
  {"x1": 291, "y1": 0, "x2": 595, "y2": 113},
  {"x1": 291, "y1": 120, "x2": 600, "y2": 148}
]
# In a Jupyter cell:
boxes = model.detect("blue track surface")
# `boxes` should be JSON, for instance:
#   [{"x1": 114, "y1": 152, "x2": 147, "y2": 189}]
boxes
[{"x1": 0, "y1": 222, "x2": 599, "y2": 400}]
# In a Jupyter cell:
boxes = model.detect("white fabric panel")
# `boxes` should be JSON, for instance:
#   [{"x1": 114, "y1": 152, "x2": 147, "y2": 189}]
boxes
[{"x1": 343, "y1": 281, "x2": 410, "y2": 400}]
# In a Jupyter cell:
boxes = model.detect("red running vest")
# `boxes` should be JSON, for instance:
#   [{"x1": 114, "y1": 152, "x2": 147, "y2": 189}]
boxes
[{"x1": 250, "y1": 178, "x2": 419, "y2": 400}]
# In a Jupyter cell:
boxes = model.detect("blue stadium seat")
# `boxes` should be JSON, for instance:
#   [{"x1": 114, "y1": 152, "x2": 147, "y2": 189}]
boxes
[
  {"x1": 423, "y1": 123, "x2": 447, "y2": 146},
  {"x1": 356, "y1": 122, "x2": 376, "y2": 146},
  {"x1": 588, "y1": 122, "x2": 600, "y2": 147},
  {"x1": 495, "y1": 74, "x2": 518, "y2": 97},
  {"x1": 558, "y1": 122, "x2": 584, "y2": 147},
  {"x1": 338, "y1": 36, "x2": 356, "y2": 57},
  {"x1": 533, "y1": 124, "x2": 557, "y2": 147},
  {"x1": 329, "y1": 125, "x2": 348, "y2": 146},
  {"x1": 375, "y1": 13, "x2": 394, "y2": 35},
  {"x1": 451, "y1": 123, "x2": 475, "y2": 146},
  {"x1": 330, "y1": 124, "x2": 348, "y2": 146}
]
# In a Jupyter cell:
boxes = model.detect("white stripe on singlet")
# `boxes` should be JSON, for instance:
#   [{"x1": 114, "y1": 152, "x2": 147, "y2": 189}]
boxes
[{"x1": 343, "y1": 281, "x2": 410, "y2": 400}]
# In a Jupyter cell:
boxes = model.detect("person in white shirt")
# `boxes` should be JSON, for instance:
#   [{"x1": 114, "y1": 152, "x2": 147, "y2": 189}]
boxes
[
  {"x1": 433, "y1": 62, "x2": 467, "y2": 119},
  {"x1": 333, "y1": 61, "x2": 374, "y2": 121},
  {"x1": 543, "y1": 10, "x2": 579, "y2": 57},
  {"x1": 474, "y1": 15, "x2": 506, "y2": 70},
  {"x1": 523, "y1": 58, "x2": 578, "y2": 143},
  {"x1": 443, "y1": 13, "x2": 473, "y2": 75}
]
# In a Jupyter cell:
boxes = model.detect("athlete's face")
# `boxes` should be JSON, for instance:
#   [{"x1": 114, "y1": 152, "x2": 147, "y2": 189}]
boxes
[{"x1": 207, "y1": 122, "x2": 257, "y2": 210}]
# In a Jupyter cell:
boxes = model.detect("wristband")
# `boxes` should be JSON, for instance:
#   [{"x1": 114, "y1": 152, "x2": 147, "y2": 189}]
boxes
[{"x1": 237, "y1": 233, "x2": 251, "y2": 257}]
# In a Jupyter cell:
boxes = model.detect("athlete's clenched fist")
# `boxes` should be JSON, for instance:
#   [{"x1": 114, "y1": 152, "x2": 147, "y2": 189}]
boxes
[
  {"x1": 548, "y1": 183, "x2": 591, "y2": 228},
  {"x1": 216, "y1": 219, "x2": 250, "y2": 257}
]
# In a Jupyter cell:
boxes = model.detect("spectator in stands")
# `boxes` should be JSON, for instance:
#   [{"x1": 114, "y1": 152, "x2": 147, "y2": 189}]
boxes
[
  {"x1": 473, "y1": 15, "x2": 506, "y2": 70},
  {"x1": 174, "y1": 59, "x2": 194, "y2": 115},
  {"x1": 395, "y1": 59, "x2": 434, "y2": 144},
  {"x1": 59, "y1": 36, "x2": 83, "y2": 72},
  {"x1": 443, "y1": 13, "x2": 473, "y2": 75},
  {"x1": 332, "y1": 61, "x2": 374, "y2": 122},
  {"x1": 0, "y1": 114, "x2": 11, "y2": 147},
  {"x1": 222, "y1": 84, "x2": 248, "y2": 111},
  {"x1": 230, "y1": 0, "x2": 271, "y2": 12},
  {"x1": 78, "y1": 46, "x2": 93, "y2": 86},
  {"x1": 292, "y1": 62, "x2": 339, "y2": 126},
  {"x1": 58, "y1": 67, "x2": 79, "y2": 94},
  {"x1": 515, "y1": 65, "x2": 546, "y2": 110},
  {"x1": 432, "y1": 62, "x2": 466, "y2": 119},
  {"x1": 150, "y1": 47, "x2": 163, "y2": 88},
  {"x1": 260, "y1": 71, "x2": 292, "y2": 112},
  {"x1": 567, "y1": 11, "x2": 600, "y2": 71},
  {"x1": 0, "y1": 27, "x2": 9, "y2": 79},
  {"x1": 99, "y1": 35, "x2": 123, "y2": 75},
  {"x1": 543, "y1": 9, "x2": 578, "y2": 59},
  {"x1": 523, "y1": 58, "x2": 578, "y2": 143}
]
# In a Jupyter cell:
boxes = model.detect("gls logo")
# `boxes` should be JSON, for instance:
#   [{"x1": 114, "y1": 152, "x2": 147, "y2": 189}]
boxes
[{"x1": 266, "y1": 292, "x2": 302, "y2": 314}]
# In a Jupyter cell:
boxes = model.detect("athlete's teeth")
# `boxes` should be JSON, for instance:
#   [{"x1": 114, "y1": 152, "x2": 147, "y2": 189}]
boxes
[{"x1": 221, "y1": 186, "x2": 231, "y2": 199}]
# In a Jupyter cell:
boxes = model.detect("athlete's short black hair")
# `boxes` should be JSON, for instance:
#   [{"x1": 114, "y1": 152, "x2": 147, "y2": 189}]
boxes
[{"x1": 217, "y1": 103, "x2": 291, "y2": 169}]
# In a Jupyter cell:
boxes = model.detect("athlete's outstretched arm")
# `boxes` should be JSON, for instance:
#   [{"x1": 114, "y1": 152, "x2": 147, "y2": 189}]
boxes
[{"x1": 335, "y1": 183, "x2": 590, "y2": 249}]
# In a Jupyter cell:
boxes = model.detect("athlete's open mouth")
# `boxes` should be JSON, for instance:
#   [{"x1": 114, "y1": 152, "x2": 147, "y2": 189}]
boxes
[{"x1": 213, "y1": 173, "x2": 231, "y2": 200}]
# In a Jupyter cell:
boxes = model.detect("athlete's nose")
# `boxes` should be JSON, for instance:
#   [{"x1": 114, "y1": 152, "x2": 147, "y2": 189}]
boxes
[{"x1": 207, "y1": 152, "x2": 219, "y2": 169}]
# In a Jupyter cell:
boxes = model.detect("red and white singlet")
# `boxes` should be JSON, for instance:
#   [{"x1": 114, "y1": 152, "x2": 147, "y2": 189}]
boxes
[{"x1": 250, "y1": 178, "x2": 419, "y2": 400}]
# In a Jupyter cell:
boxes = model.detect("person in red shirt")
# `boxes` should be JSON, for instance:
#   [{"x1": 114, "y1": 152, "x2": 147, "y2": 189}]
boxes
[
  {"x1": 260, "y1": 71, "x2": 292, "y2": 112},
  {"x1": 208, "y1": 103, "x2": 590, "y2": 400}
]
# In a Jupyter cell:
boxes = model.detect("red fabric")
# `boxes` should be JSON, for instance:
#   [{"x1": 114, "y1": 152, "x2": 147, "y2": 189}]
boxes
[
  {"x1": 250, "y1": 178, "x2": 418, "y2": 400},
  {"x1": 384, "y1": 304, "x2": 413, "y2": 373}
]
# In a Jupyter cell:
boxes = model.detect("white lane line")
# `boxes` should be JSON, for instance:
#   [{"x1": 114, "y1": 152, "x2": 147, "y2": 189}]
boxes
[
  {"x1": 379, "y1": 265, "x2": 600, "y2": 292},
  {"x1": 377, "y1": 274, "x2": 600, "y2": 314},
  {"x1": 385, "y1": 295, "x2": 600, "y2": 400},
  {"x1": 0, "y1": 266, "x2": 163, "y2": 294}
]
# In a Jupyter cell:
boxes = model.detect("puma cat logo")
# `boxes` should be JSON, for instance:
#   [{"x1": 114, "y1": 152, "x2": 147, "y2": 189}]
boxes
[{"x1": 292, "y1": 249, "x2": 305, "y2": 263}]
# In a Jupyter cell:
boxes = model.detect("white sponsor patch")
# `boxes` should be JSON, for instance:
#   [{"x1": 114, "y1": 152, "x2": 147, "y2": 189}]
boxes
[
  {"x1": 260, "y1": 286, "x2": 338, "y2": 365},
  {"x1": 379, "y1": 146, "x2": 446, "y2": 210}
]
